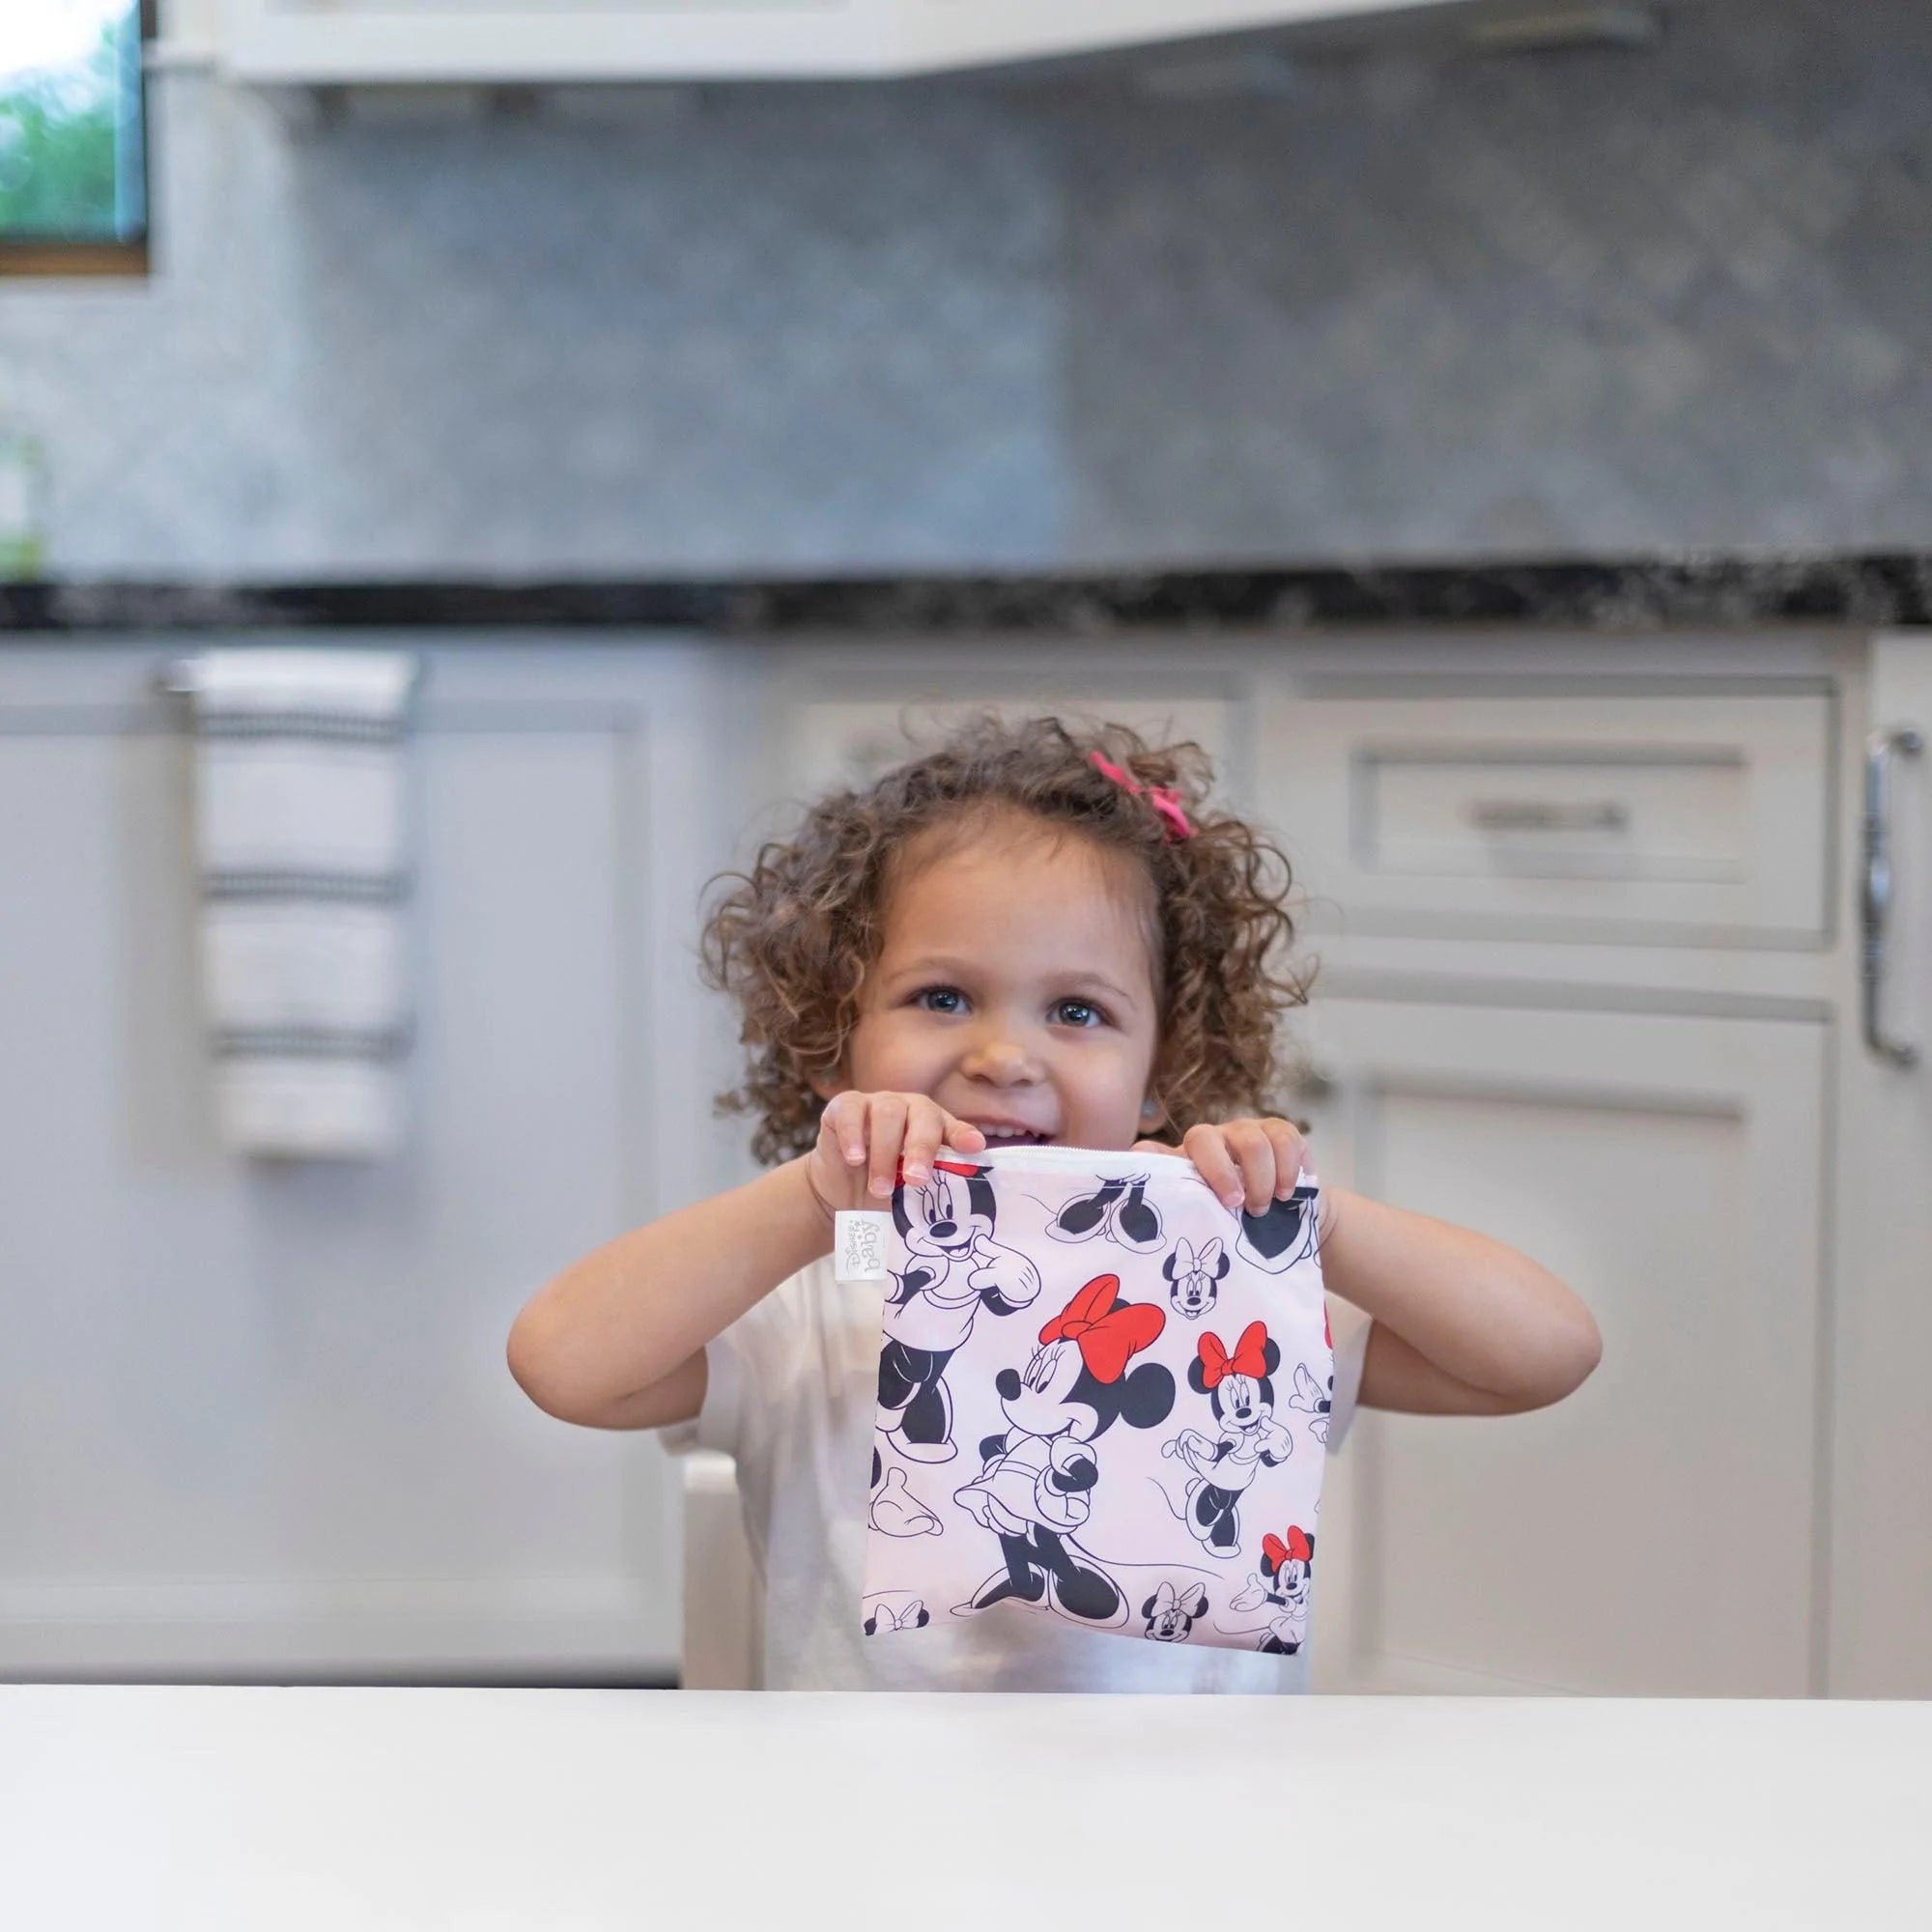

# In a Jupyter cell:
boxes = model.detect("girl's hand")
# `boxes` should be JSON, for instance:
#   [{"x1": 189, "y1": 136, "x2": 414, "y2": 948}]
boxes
[
  {"x1": 1133, "y1": 1117, "x2": 1309, "y2": 1217},
  {"x1": 804, "y1": 1091, "x2": 989, "y2": 1218}
]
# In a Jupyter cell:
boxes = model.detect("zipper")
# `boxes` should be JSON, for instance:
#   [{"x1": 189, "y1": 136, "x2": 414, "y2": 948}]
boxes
[
  {"x1": 962, "y1": 1141, "x2": 1201, "y2": 1179},
  {"x1": 951, "y1": 1140, "x2": 1320, "y2": 1197}
]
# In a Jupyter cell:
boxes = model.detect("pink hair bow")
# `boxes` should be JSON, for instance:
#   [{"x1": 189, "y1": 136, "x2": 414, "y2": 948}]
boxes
[{"x1": 1088, "y1": 750, "x2": 1196, "y2": 842}]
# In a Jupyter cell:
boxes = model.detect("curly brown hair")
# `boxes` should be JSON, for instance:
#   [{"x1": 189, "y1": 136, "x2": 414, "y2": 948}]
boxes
[{"x1": 697, "y1": 711, "x2": 1314, "y2": 1166}]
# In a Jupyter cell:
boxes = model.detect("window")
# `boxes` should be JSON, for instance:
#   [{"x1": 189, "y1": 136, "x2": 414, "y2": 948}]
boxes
[{"x1": 0, "y1": 0, "x2": 152, "y2": 276}]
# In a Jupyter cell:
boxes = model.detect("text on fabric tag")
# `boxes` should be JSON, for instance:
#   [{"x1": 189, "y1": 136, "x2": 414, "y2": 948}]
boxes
[{"x1": 836, "y1": 1210, "x2": 892, "y2": 1284}]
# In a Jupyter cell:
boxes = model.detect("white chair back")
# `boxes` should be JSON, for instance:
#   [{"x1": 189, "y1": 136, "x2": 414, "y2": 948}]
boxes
[{"x1": 679, "y1": 1451, "x2": 762, "y2": 1690}]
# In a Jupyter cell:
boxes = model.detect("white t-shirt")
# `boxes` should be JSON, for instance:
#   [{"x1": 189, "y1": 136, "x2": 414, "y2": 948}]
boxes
[{"x1": 664, "y1": 1254, "x2": 1373, "y2": 1692}]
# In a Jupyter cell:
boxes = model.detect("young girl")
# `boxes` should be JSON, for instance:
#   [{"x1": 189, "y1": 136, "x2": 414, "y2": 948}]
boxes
[{"x1": 507, "y1": 713, "x2": 1601, "y2": 1692}]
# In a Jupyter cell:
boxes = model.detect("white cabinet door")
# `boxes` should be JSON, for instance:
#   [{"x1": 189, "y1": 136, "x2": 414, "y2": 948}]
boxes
[
  {"x1": 0, "y1": 643, "x2": 727, "y2": 1681},
  {"x1": 215, "y1": 0, "x2": 1450, "y2": 83},
  {"x1": 1299, "y1": 997, "x2": 1828, "y2": 1697},
  {"x1": 1829, "y1": 632, "x2": 1932, "y2": 1696}
]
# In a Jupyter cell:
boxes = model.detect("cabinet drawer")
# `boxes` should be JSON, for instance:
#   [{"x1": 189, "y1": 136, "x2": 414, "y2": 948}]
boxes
[{"x1": 1260, "y1": 689, "x2": 1833, "y2": 944}]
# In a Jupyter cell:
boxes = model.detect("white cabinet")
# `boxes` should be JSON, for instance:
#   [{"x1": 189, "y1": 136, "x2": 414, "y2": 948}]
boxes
[
  {"x1": 1828, "y1": 633, "x2": 1932, "y2": 1696},
  {"x1": 1249, "y1": 656, "x2": 1861, "y2": 1694},
  {"x1": 0, "y1": 642, "x2": 736, "y2": 1681},
  {"x1": 1297, "y1": 997, "x2": 1827, "y2": 1696},
  {"x1": 8, "y1": 624, "x2": 1928, "y2": 1694},
  {"x1": 212, "y1": 0, "x2": 1452, "y2": 83}
]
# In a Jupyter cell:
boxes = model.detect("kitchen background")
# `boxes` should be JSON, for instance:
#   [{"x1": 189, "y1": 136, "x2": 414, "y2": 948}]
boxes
[
  {"x1": 5, "y1": 0, "x2": 1931, "y2": 573},
  {"x1": 6, "y1": 0, "x2": 1932, "y2": 1705}
]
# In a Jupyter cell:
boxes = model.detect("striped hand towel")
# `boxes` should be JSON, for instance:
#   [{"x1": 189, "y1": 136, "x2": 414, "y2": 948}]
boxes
[{"x1": 182, "y1": 648, "x2": 419, "y2": 1157}]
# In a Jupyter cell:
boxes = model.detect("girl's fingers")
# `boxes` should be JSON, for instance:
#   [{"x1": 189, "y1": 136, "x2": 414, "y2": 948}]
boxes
[
  {"x1": 900, "y1": 1101, "x2": 985, "y2": 1190},
  {"x1": 1183, "y1": 1123, "x2": 1245, "y2": 1212},
  {"x1": 822, "y1": 1094, "x2": 988, "y2": 1201},
  {"x1": 1263, "y1": 1117, "x2": 1307, "y2": 1198},
  {"x1": 900, "y1": 1102, "x2": 949, "y2": 1188},
  {"x1": 827, "y1": 1092, "x2": 867, "y2": 1168},
  {"x1": 867, "y1": 1094, "x2": 908, "y2": 1200},
  {"x1": 1224, "y1": 1119, "x2": 1279, "y2": 1214}
]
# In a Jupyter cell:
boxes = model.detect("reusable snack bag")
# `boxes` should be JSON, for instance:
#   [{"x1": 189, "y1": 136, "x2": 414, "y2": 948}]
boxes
[{"x1": 846, "y1": 1142, "x2": 1332, "y2": 1656}]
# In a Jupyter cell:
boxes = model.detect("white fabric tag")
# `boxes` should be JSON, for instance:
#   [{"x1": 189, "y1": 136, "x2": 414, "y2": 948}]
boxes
[{"x1": 835, "y1": 1210, "x2": 893, "y2": 1285}]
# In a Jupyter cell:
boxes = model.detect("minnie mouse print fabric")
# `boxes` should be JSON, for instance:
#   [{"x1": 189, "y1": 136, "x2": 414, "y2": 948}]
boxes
[{"x1": 851, "y1": 1143, "x2": 1333, "y2": 1656}]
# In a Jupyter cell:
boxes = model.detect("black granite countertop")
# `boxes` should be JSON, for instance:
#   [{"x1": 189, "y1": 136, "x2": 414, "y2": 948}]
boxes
[{"x1": 6, "y1": 553, "x2": 1932, "y2": 633}]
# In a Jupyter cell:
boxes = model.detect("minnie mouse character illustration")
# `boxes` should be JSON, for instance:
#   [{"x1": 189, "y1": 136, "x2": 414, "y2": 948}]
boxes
[
  {"x1": 1288, "y1": 1362, "x2": 1332, "y2": 1444},
  {"x1": 880, "y1": 1157, "x2": 1041, "y2": 1463},
  {"x1": 954, "y1": 1273, "x2": 1175, "y2": 1626},
  {"x1": 1142, "y1": 1580, "x2": 1208, "y2": 1642},
  {"x1": 1233, "y1": 1183, "x2": 1321, "y2": 1276},
  {"x1": 1160, "y1": 1321, "x2": 1293, "y2": 1555},
  {"x1": 1163, "y1": 1234, "x2": 1230, "y2": 1320},
  {"x1": 1226, "y1": 1526, "x2": 1316, "y2": 1655},
  {"x1": 1047, "y1": 1174, "x2": 1165, "y2": 1255},
  {"x1": 1288, "y1": 1302, "x2": 1335, "y2": 1444}
]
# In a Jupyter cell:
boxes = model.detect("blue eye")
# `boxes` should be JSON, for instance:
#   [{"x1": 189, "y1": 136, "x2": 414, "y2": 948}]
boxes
[
  {"x1": 1054, "y1": 1000, "x2": 1105, "y2": 1028},
  {"x1": 913, "y1": 985, "x2": 964, "y2": 1013}
]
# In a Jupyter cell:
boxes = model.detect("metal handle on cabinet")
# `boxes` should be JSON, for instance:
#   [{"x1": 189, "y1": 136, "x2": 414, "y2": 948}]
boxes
[
  {"x1": 1466, "y1": 799, "x2": 1629, "y2": 834},
  {"x1": 1861, "y1": 725, "x2": 1924, "y2": 1068}
]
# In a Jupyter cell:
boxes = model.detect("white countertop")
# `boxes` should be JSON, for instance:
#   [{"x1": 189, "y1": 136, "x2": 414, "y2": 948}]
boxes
[{"x1": 3, "y1": 1686, "x2": 1926, "y2": 1929}]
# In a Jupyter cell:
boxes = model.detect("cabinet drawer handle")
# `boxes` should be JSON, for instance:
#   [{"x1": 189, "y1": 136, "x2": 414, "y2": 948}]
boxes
[
  {"x1": 1466, "y1": 799, "x2": 1629, "y2": 834},
  {"x1": 1861, "y1": 725, "x2": 1924, "y2": 1068}
]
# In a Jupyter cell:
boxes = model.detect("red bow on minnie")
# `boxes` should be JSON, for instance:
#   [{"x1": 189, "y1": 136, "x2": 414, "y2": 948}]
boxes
[
  {"x1": 1263, "y1": 1527, "x2": 1313, "y2": 1572},
  {"x1": 1197, "y1": 1321, "x2": 1269, "y2": 1390},
  {"x1": 1038, "y1": 1274, "x2": 1166, "y2": 1384}
]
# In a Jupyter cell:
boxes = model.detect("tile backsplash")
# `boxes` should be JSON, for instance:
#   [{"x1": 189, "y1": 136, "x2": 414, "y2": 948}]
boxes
[{"x1": 3, "y1": 0, "x2": 1929, "y2": 578}]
